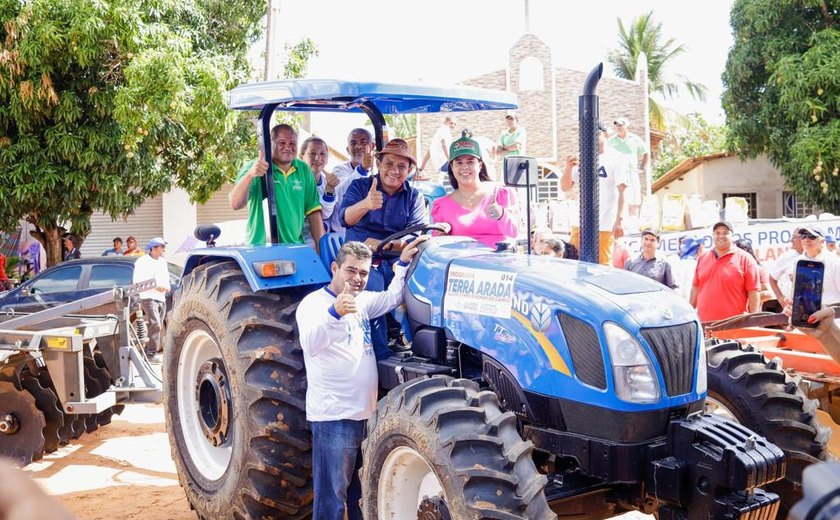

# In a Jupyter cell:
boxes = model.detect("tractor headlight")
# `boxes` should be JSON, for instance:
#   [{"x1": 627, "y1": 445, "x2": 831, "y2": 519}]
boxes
[{"x1": 604, "y1": 323, "x2": 660, "y2": 403}]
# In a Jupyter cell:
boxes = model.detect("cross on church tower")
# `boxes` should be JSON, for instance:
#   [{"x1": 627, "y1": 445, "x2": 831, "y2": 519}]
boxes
[{"x1": 523, "y1": 0, "x2": 530, "y2": 32}]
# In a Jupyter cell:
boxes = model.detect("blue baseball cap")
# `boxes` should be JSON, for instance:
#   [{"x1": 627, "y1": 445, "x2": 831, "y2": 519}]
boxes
[
  {"x1": 147, "y1": 237, "x2": 167, "y2": 250},
  {"x1": 825, "y1": 234, "x2": 836, "y2": 244},
  {"x1": 680, "y1": 238, "x2": 701, "y2": 259}
]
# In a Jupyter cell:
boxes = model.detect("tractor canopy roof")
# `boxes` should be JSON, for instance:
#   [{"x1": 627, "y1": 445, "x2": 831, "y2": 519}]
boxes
[{"x1": 227, "y1": 79, "x2": 518, "y2": 113}]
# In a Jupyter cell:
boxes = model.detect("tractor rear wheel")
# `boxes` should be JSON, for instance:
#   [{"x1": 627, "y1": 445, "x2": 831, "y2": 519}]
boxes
[
  {"x1": 706, "y1": 340, "x2": 830, "y2": 519},
  {"x1": 361, "y1": 376, "x2": 556, "y2": 519},
  {"x1": 164, "y1": 260, "x2": 311, "y2": 519}
]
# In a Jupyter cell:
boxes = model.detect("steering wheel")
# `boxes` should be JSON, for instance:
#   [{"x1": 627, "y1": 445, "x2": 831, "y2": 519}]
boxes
[{"x1": 373, "y1": 222, "x2": 450, "y2": 259}]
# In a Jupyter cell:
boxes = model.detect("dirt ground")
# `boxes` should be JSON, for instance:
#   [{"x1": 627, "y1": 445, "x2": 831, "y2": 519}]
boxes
[
  {"x1": 23, "y1": 404, "x2": 840, "y2": 520},
  {"x1": 25, "y1": 404, "x2": 194, "y2": 520}
]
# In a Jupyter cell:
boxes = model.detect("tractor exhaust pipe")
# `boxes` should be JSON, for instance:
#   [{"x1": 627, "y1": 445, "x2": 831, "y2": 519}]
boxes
[{"x1": 578, "y1": 63, "x2": 603, "y2": 264}]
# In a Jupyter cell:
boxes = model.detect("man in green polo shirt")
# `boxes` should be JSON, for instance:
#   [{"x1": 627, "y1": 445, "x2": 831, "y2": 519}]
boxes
[
  {"x1": 496, "y1": 111, "x2": 527, "y2": 159},
  {"x1": 229, "y1": 124, "x2": 324, "y2": 250}
]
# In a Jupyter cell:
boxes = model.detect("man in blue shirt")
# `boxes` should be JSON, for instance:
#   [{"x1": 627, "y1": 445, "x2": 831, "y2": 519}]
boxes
[
  {"x1": 340, "y1": 138, "x2": 425, "y2": 358},
  {"x1": 340, "y1": 138, "x2": 425, "y2": 245}
]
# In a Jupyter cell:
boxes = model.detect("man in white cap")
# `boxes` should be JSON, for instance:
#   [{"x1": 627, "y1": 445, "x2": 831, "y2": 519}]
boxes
[
  {"x1": 608, "y1": 117, "x2": 648, "y2": 216},
  {"x1": 132, "y1": 237, "x2": 171, "y2": 363}
]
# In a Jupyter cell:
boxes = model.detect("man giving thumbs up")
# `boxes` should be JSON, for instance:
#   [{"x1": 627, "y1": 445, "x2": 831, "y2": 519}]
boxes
[
  {"x1": 295, "y1": 238, "x2": 427, "y2": 520},
  {"x1": 340, "y1": 139, "x2": 425, "y2": 245},
  {"x1": 338, "y1": 138, "x2": 427, "y2": 360}
]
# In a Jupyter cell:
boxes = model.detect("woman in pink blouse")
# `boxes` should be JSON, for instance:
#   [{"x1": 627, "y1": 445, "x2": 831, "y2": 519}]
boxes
[{"x1": 431, "y1": 131, "x2": 519, "y2": 247}]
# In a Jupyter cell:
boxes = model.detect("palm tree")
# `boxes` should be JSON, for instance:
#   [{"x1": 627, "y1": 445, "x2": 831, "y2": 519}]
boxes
[{"x1": 608, "y1": 11, "x2": 708, "y2": 130}]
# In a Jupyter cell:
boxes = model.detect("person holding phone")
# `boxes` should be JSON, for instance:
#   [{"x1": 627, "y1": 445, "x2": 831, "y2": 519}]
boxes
[
  {"x1": 798, "y1": 306, "x2": 840, "y2": 365},
  {"x1": 794, "y1": 227, "x2": 840, "y2": 306}
]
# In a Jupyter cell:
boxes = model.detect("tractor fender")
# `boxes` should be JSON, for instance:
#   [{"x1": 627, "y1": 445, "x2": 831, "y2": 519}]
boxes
[{"x1": 182, "y1": 244, "x2": 330, "y2": 292}]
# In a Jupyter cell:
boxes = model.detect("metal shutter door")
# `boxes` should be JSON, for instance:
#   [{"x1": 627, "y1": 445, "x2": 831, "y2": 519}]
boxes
[{"x1": 81, "y1": 197, "x2": 164, "y2": 257}]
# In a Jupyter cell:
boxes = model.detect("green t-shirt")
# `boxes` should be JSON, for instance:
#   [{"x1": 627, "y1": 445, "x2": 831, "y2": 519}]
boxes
[
  {"x1": 235, "y1": 157, "x2": 321, "y2": 245},
  {"x1": 499, "y1": 127, "x2": 527, "y2": 157},
  {"x1": 607, "y1": 133, "x2": 647, "y2": 165}
]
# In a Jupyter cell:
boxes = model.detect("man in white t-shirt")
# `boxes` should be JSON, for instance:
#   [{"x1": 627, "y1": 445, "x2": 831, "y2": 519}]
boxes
[
  {"x1": 769, "y1": 227, "x2": 804, "y2": 304},
  {"x1": 608, "y1": 117, "x2": 648, "y2": 216},
  {"x1": 561, "y1": 128, "x2": 633, "y2": 265},
  {"x1": 792, "y1": 227, "x2": 840, "y2": 306},
  {"x1": 419, "y1": 116, "x2": 456, "y2": 181},
  {"x1": 331, "y1": 128, "x2": 373, "y2": 183},
  {"x1": 132, "y1": 237, "x2": 171, "y2": 363},
  {"x1": 295, "y1": 238, "x2": 426, "y2": 520}
]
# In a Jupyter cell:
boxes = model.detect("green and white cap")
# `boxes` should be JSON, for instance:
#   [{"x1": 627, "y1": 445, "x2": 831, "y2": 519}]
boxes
[{"x1": 449, "y1": 130, "x2": 482, "y2": 162}]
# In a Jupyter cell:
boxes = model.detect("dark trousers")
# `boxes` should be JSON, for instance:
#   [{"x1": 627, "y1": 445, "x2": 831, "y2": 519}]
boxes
[
  {"x1": 140, "y1": 298, "x2": 165, "y2": 356},
  {"x1": 310, "y1": 419, "x2": 365, "y2": 520}
]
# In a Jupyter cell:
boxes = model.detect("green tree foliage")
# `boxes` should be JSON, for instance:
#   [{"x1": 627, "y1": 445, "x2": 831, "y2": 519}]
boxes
[
  {"x1": 383, "y1": 114, "x2": 417, "y2": 139},
  {"x1": 0, "y1": 0, "x2": 316, "y2": 266},
  {"x1": 723, "y1": 0, "x2": 839, "y2": 212},
  {"x1": 654, "y1": 114, "x2": 726, "y2": 180},
  {"x1": 608, "y1": 11, "x2": 708, "y2": 130}
]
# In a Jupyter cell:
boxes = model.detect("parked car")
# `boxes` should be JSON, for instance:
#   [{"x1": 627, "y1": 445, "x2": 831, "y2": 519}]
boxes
[{"x1": 0, "y1": 256, "x2": 181, "y2": 316}]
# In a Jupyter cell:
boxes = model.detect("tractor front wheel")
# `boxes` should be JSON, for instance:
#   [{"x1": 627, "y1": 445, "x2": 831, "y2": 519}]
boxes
[
  {"x1": 706, "y1": 340, "x2": 830, "y2": 519},
  {"x1": 361, "y1": 376, "x2": 555, "y2": 519},
  {"x1": 163, "y1": 260, "x2": 312, "y2": 519}
]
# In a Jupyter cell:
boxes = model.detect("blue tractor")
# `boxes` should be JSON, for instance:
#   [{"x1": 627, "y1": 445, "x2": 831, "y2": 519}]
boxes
[{"x1": 164, "y1": 79, "x2": 823, "y2": 519}]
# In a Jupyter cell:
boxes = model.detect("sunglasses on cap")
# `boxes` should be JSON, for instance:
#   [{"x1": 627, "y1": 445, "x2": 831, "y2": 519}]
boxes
[{"x1": 799, "y1": 233, "x2": 818, "y2": 240}]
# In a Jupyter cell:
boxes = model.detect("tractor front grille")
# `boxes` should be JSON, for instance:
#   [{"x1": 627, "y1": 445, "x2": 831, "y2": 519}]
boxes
[
  {"x1": 559, "y1": 313, "x2": 607, "y2": 390},
  {"x1": 640, "y1": 322, "x2": 698, "y2": 397}
]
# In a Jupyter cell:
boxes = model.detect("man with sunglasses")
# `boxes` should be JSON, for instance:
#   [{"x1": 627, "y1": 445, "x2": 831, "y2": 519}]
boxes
[
  {"x1": 769, "y1": 227, "x2": 805, "y2": 305},
  {"x1": 794, "y1": 227, "x2": 840, "y2": 306}
]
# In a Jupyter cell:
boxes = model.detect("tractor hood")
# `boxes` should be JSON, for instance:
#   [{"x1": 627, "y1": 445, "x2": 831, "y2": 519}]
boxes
[
  {"x1": 406, "y1": 239, "x2": 695, "y2": 330},
  {"x1": 404, "y1": 238, "x2": 703, "y2": 413}
]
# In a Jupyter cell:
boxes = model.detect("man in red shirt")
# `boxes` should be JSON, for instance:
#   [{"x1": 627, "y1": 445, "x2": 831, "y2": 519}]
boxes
[{"x1": 690, "y1": 220, "x2": 761, "y2": 322}]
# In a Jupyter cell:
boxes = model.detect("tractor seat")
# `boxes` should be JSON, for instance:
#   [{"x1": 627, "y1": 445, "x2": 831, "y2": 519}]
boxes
[{"x1": 319, "y1": 232, "x2": 345, "y2": 271}]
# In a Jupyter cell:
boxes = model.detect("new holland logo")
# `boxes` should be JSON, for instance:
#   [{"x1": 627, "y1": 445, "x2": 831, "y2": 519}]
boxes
[{"x1": 529, "y1": 302, "x2": 551, "y2": 332}]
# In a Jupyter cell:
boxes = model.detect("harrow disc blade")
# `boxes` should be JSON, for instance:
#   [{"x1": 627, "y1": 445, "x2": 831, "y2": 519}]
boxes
[
  {"x1": 20, "y1": 373, "x2": 64, "y2": 454},
  {"x1": 0, "y1": 380, "x2": 46, "y2": 466}
]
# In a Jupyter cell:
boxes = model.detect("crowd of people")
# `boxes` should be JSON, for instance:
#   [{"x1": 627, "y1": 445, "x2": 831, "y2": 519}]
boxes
[
  {"x1": 1, "y1": 112, "x2": 836, "y2": 518},
  {"x1": 227, "y1": 117, "x2": 522, "y2": 519},
  {"x1": 0, "y1": 112, "x2": 821, "y2": 519},
  {"x1": 228, "y1": 114, "x2": 840, "y2": 519}
]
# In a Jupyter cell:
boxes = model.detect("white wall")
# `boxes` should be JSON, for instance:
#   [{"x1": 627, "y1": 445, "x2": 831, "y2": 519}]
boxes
[
  {"x1": 162, "y1": 188, "x2": 197, "y2": 255},
  {"x1": 655, "y1": 155, "x2": 785, "y2": 218}
]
